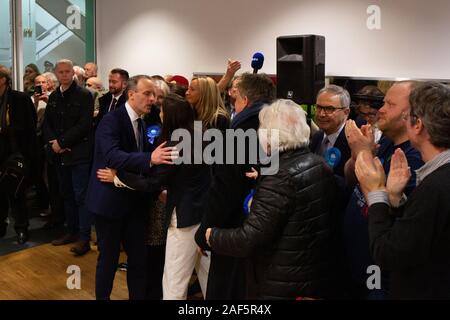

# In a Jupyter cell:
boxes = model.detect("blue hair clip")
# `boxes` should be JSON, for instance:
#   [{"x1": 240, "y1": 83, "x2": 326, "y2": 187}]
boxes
[{"x1": 146, "y1": 125, "x2": 161, "y2": 144}]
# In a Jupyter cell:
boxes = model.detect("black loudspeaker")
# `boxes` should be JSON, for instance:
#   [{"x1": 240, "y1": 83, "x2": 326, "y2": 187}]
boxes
[{"x1": 276, "y1": 35, "x2": 325, "y2": 105}]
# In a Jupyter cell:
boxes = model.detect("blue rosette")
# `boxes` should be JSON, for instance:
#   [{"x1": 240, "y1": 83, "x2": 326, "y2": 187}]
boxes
[
  {"x1": 324, "y1": 147, "x2": 342, "y2": 169},
  {"x1": 146, "y1": 125, "x2": 161, "y2": 145}
]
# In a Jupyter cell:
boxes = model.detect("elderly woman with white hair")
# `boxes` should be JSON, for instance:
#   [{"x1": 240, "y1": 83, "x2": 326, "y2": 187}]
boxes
[{"x1": 205, "y1": 99, "x2": 340, "y2": 299}]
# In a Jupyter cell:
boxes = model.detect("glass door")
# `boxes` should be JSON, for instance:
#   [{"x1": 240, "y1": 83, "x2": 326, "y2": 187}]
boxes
[{"x1": 0, "y1": 0, "x2": 12, "y2": 69}]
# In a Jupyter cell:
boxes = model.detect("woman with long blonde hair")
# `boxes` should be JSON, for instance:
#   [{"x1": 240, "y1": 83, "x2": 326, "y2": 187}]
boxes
[{"x1": 186, "y1": 76, "x2": 230, "y2": 131}]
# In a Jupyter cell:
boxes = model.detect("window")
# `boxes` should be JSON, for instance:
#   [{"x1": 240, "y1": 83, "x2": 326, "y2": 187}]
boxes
[{"x1": 23, "y1": 0, "x2": 96, "y2": 73}]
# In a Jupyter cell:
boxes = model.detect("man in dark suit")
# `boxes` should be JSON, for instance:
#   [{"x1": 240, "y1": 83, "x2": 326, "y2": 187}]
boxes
[
  {"x1": 44, "y1": 59, "x2": 94, "y2": 256},
  {"x1": 95, "y1": 68, "x2": 129, "y2": 128},
  {"x1": 0, "y1": 65, "x2": 38, "y2": 244},
  {"x1": 309, "y1": 85, "x2": 352, "y2": 178},
  {"x1": 86, "y1": 75, "x2": 175, "y2": 300},
  {"x1": 309, "y1": 85, "x2": 354, "y2": 298}
]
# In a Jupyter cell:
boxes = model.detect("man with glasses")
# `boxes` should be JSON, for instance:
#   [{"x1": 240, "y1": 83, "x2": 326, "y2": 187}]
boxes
[
  {"x1": 353, "y1": 85, "x2": 385, "y2": 143},
  {"x1": 342, "y1": 81, "x2": 423, "y2": 299},
  {"x1": 310, "y1": 84, "x2": 352, "y2": 178},
  {"x1": 354, "y1": 82, "x2": 450, "y2": 299}
]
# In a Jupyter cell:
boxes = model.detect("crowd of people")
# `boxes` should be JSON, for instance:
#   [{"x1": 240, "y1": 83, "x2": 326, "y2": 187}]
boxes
[{"x1": 0, "y1": 57, "x2": 449, "y2": 300}]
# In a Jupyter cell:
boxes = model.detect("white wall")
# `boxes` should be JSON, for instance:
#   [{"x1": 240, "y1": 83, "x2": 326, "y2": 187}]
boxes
[{"x1": 96, "y1": 0, "x2": 450, "y2": 82}]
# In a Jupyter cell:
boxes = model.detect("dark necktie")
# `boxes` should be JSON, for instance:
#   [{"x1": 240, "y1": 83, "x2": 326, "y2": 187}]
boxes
[
  {"x1": 109, "y1": 98, "x2": 118, "y2": 112},
  {"x1": 137, "y1": 118, "x2": 144, "y2": 152},
  {"x1": 321, "y1": 136, "x2": 331, "y2": 156}
]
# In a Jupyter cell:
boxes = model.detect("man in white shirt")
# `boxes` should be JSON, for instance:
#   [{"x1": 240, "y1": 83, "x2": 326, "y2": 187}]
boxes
[
  {"x1": 96, "y1": 68, "x2": 129, "y2": 127},
  {"x1": 86, "y1": 75, "x2": 175, "y2": 300}
]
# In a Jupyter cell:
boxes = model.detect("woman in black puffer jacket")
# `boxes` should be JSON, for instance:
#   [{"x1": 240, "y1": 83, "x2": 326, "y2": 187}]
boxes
[{"x1": 206, "y1": 99, "x2": 341, "y2": 300}]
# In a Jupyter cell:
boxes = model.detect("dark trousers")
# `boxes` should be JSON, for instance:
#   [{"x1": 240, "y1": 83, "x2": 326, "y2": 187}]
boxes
[
  {"x1": 56, "y1": 163, "x2": 91, "y2": 240},
  {"x1": 95, "y1": 213, "x2": 147, "y2": 300},
  {"x1": 145, "y1": 244, "x2": 165, "y2": 300},
  {"x1": 33, "y1": 136, "x2": 49, "y2": 209},
  {"x1": 47, "y1": 162, "x2": 65, "y2": 224},
  {"x1": 206, "y1": 252, "x2": 249, "y2": 300},
  {"x1": 0, "y1": 191, "x2": 28, "y2": 233}
]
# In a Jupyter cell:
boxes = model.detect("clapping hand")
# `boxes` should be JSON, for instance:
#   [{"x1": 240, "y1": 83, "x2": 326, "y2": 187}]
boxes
[
  {"x1": 386, "y1": 148, "x2": 411, "y2": 206},
  {"x1": 345, "y1": 120, "x2": 377, "y2": 161},
  {"x1": 355, "y1": 150, "x2": 387, "y2": 198}
]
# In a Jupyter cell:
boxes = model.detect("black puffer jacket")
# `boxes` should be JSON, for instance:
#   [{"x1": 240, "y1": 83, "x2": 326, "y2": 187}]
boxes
[{"x1": 209, "y1": 147, "x2": 340, "y2": 299}]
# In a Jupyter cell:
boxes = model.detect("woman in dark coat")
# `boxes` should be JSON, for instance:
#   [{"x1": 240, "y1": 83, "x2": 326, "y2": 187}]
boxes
[{"x1": 206, "y1": 99, "x2": 341, "y2": 300}]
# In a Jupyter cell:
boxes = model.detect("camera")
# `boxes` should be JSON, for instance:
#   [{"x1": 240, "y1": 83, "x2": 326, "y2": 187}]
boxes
[{"x1": 34, "y1": 85, "x2": 42, "y2": 95}]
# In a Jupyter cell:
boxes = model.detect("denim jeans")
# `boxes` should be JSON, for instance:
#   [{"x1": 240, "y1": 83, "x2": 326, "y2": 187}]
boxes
[{"x1": 56, "y1": 163, "x2": 92, "y2": 241}]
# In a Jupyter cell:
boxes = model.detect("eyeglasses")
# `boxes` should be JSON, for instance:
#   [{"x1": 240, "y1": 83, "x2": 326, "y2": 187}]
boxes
[
  {"x1": 315, "y1": 105, "x2": 347, "y2": 115},
  {"x1": 358, "y1": 110, "x2": 378, "y2": 118}
]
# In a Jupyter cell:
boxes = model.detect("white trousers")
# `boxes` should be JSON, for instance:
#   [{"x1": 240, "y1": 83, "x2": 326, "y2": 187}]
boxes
[{"x1": 162, "y1": 212, "x2": 210, "y2": 300}]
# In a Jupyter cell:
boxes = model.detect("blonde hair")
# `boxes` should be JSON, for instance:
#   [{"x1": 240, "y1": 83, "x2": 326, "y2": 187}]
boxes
[
  {"x1": 153, "y1": 79, "x2": 170, "y2": 97},
  {"x1": 191, "y1": 76, "x2": 229, "y2": 129},
  {"x1": 259, "y1": 99, "x2": 310, "y2": 152}
]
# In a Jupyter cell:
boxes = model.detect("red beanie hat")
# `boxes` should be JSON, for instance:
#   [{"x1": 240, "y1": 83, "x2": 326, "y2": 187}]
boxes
[{"x1": 168, "y1": 75, "x2": 189, "y2": 88}]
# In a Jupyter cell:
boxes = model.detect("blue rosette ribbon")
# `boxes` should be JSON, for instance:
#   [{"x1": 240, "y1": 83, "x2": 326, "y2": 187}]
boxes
[
  {"x1": 324, "y1": 147, "x2": 342, "y2": 169},
  {"x1": 146, "y1": 125, "x2": 161, "y2": 145}
]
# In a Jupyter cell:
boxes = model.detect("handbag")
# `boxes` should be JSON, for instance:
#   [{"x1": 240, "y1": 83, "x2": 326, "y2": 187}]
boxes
[{"x1": 0, "y1": 153, "x2": 27, "y2": 198}]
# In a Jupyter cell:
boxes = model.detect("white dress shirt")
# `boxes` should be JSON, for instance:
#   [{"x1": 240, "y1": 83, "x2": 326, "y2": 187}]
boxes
[
  {"x1": 322, "y1": 121, "x2": 346, "y2": 148},
  {"x1": 125, "y1": 102, "x2": 142, "y2": 149}
]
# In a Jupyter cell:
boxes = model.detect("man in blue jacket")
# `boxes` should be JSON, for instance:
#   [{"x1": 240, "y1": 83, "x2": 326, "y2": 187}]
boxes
[{"x1": 86, "y1": 75, "x2": 174, "y2": 300}]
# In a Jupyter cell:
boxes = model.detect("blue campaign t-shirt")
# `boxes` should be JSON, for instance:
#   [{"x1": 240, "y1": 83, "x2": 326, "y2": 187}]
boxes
[{"x1": 342, "y1": 136, "x2": 424, "y2": 298}]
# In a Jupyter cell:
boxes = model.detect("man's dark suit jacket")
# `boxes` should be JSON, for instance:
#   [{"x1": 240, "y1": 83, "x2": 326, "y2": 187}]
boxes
[
  {"x1": 309, "y1": 126, "x2": 351, "y2": 178},
  {"x1": 95, "y1": 92, "x2": 127, "y2": 128},
  {"x1": 86, "y1": 104, "x2": 151, "y2": 218}
]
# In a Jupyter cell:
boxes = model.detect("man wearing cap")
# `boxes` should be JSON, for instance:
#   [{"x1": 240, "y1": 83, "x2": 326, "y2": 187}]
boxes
[
  {"x1": 167, "y1": 75, "x2": 189, "y2": 88},
  {"x1": 353, "y1": 85, "x2": 385, "y2": 143}
]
